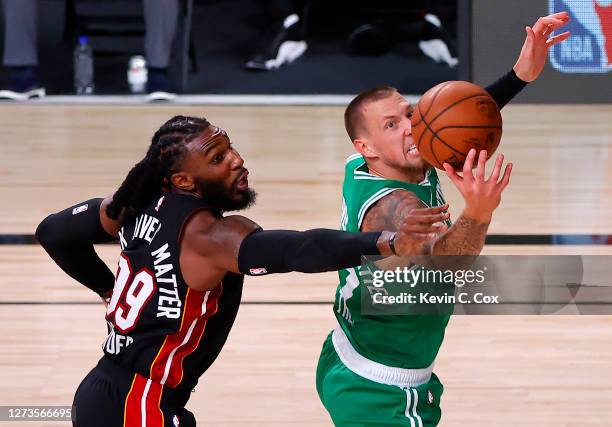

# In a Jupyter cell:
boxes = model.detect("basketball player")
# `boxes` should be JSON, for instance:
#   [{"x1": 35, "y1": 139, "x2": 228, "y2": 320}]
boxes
[
  {"x1": 316, "y1": 12, "x2": 571, "y2": 426},
  {"x1": 35, "y1": 116, "x2": 450, "y2": 426}
]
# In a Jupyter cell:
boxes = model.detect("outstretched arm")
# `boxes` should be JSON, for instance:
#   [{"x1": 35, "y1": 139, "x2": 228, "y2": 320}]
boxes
[
  {"x1": 184, "y1": 205, "x2": 448, "y2": 289},
  {"x1": 485, "y1": 11, "x2": 570, "y2": 109},
  {"x1": 237, "y1": 206, "x2": 446, "y2": 275},
  {"x1": 361, "y1": 189, "x2": 488, "y2": 257}
]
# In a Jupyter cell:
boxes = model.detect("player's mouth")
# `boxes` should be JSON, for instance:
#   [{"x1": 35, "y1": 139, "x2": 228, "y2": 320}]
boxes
[
  {"x1": 235, "y1": 170, "x2": 249, "y2": 191},
  {"x1": 407, "y1": 143, "x2": 420, "y2": 157}
]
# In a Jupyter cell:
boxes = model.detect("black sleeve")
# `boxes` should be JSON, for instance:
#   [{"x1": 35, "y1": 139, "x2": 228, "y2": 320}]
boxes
[
  {"x1": 237, "y1": 228, "x2": 382, "y2": 275},
  {"x1": 35, "y1": 198, "x2": 117, "y2": 296},
  {"x1": 484, "y1": 69, "x2": 528, "y2": 109}
]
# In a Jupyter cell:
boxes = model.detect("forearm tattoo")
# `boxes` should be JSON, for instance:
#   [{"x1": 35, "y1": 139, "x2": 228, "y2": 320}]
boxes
[{"x1": 433, "y1": 214, "x2": 490, "y2": 256}]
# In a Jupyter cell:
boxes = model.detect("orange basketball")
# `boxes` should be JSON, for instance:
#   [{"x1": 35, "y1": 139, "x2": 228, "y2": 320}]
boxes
[{"x1": 411, "y1": 81, "x2": 502, "y2": 170}]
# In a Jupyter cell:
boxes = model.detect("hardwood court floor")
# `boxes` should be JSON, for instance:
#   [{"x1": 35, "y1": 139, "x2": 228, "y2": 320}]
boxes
[{"x1": 0, "y1": 104, "x2": 611, "y2": 426}]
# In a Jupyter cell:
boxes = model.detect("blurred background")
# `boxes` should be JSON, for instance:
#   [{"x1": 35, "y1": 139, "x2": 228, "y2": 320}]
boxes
[
  {"x1": 0, "y1": 0, "x2": 460, "y2": 96},
  {"x1": 1, "y1": 0, "x2": 609, "y2": 101}
]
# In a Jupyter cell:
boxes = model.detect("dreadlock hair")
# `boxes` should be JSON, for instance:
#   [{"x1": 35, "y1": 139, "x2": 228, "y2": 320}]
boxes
[{"x1": 106, "y1": 115, "x2": 211, "y2": 224}]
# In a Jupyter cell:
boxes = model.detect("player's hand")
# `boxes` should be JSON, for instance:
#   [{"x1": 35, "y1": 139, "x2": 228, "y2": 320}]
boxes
[
  {"x1": 392, "y1": 204, "x2": 450, "y2": 256},
  {"x1": 513, "y1": 11, "x2": 571, "y2": 82},
  {"x1": 443, "y1": 149, "x2": 512, "y2": 223}
]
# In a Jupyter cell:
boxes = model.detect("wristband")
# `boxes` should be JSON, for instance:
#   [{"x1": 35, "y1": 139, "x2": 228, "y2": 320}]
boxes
[{"x1": 389, "y1": 232, "x2": 398, "y2": 256}]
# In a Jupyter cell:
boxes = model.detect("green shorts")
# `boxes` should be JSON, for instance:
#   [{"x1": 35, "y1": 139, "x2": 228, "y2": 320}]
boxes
[{"x1": 316, "y1": 331, "x2": 443, "y2": 427}]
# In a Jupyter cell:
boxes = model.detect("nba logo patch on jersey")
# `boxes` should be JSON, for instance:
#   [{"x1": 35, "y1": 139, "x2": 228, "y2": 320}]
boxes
[
  {"x1": 72, "y1": 204, "x2": 89, "y2": 215},
  {"x1": 427, "y1": 390, "x2": 434, "y2": 404},
  {"x1": 549, "y1": 0, "x2": 612, "y2": 73},
  {"x1": 173, "y1": 414, "x2": 180, "y2": 426},
  {"x1": 249, "y1": 267, "x2": 268, "y2": 275}
]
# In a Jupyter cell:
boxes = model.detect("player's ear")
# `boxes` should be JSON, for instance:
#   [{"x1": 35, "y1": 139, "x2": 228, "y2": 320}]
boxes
[
  {"x1": 353, "y1": 138, "x2": 378, "y2": 160},
  {"x1": 170, "y1": 172, "x2": 195, "y2": 191}
]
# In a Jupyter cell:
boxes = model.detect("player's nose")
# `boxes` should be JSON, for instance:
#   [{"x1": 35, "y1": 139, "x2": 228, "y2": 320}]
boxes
[
  {"x1": 404, "y1": 120, "x2": 412, "y2": 136},
  {"x1": 231, "y1": 150, "x2": 244, "y2": 169}
]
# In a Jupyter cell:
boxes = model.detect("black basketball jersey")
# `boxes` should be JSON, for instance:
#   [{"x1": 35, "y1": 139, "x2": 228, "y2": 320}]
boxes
[{"x1": 102, "y1": 192, "x2": 243, "y2": 399}]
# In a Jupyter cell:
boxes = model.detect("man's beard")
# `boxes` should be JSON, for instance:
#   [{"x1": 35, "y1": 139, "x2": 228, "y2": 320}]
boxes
[{"x1": 195, "y1": 178, "x2": 257, "y2": 212}]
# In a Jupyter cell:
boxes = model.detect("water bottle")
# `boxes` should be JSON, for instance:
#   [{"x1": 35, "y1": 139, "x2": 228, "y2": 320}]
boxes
[
  {"x1": 74, "y1": 36, "x2": 94, "y2": 95},
  {"x1": 127, "y1": 56, "x2": 148, "y2": 93}
]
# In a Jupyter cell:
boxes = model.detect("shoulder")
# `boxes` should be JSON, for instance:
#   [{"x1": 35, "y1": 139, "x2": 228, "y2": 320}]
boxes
[
  {"x1": 343, "y1": 158, "x2": 397, "y2": 215},
  {"x1": 184, "y1": 211, "x2": 259, "y2": 234},
  {"x1": 374, "y1": 189, "x2": 424, "y2": 209},
  {"x1": 344, "y1": 155, "x2": 383, "y2": 182},
  {"x1": 181, "y1": 211, "x2": 260, "y2": 253},
  {"x1": 212, "y1": 214, "x2": 261, "y2": 238}
]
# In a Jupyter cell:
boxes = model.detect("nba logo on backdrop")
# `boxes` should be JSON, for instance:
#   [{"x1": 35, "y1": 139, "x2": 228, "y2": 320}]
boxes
[{"x1": 549, "y1": 0, "x2": 612, "y2": 72}]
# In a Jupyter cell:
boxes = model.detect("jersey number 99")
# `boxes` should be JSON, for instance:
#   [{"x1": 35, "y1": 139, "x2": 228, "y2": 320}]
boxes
[{"x1": 106, "y1": 254, "x2": 157, "y2": 333}]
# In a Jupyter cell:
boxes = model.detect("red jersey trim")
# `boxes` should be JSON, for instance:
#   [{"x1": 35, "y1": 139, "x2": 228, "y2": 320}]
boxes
[{"x1": 148, "y1": 284, "x2": 222, "y2": 387}]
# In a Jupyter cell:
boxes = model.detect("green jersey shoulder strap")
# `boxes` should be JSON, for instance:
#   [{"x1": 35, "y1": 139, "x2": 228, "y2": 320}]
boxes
[{"x1": 341, "y1": 154, "x2": 447, "y2": 233}]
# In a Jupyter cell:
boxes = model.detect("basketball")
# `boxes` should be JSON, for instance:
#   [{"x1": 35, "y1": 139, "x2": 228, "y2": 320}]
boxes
[{"x1": 411, "y1": 81, "x2": 502, "y2": 170}]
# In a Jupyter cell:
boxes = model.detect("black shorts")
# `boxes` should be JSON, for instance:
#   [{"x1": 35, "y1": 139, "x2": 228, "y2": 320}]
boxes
[{"x1": 72, "y1": 357, "x2": 196, "y2": 427}]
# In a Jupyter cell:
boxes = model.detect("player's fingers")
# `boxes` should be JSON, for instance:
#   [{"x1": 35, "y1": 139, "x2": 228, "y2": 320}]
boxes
[
  {"x1": 424, "y1": 224, "x2": 449, "y2": 239},
  {"x1": 534, "y1": 17, "x2": 566, "y2": 35},
  {"x1": 408, "y1": 233, "x2": 431, "y2": 243},
  {"x1": 428, "y1": 224, "x2": 448, "y2": 234},
  {"x1": 462, "y1": 149, "x2": 477, "y2": 181},
  {"x1": 402, "y1": 224, "x2": 447, "y2": 234},
  {"x1": 527, "y1": 26, "x2": 537, "y2": 42},
  {"x1": 497, "y1": 162, "x2": 513, "y2": 190},
  {"x1": 489, "y1": 153, "x2": 504, "y2": 183},
  {"x1": 427, "y1": 231, "x2": 441, "y2": 240},
  {"x1": 475, "y1": 150, "x2": 487, "y2": 181},
  {"x1": 402, "y1": 218, "x2": 447, "y2": 230},
  {"x1": 443, "y1": 162, "x2": 462, "y2": 184},
  {"x1": 547, "y1": 11, "x2": 570, "y2": 22},
  {"x1": 408, "y1": 212, "x2": 451, "y2": 225},
  {"x1": 547, "y1": 31, "x2": 571, "y2": 46},
  {"x1": 524, "y1": 26, "x2": 534, "y2": 43},
  {"x1": 537, "y1": 17, "x2": 566, "y2": 28},
  {"x1": 409, "y1": 203, "x2": 449, "y2": 215},
  {"x1": 404, "y1": 210, "x2": 450, "y2": 224},
  {"x1": 403, "y1": 234, "x2": 435, "y2": 251}
]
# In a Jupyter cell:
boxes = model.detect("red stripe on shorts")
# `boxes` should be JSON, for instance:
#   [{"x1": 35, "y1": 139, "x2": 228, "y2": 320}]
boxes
[{"x1": 123, "y1": 374, "x2": 165, "y2": 427}]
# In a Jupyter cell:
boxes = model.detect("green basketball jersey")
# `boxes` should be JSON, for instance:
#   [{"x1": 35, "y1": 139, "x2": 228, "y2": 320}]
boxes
[{"x1": 334, "y1": 154, "x2": 452, "y2": 369}]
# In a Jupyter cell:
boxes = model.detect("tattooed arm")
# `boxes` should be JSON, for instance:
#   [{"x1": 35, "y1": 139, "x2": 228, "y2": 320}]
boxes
[
  {"x1": 362, "y1": 149, "x2": 512, "y2": 260},
  {"x1": 361, "y1": 191, "x2": 447, "y2": 270},
  {"x1": 361, "y1": 188, "x2": 488, "y2": 258},
  {"x1": 362, "y1": 191, "x2": 450, "y2": 257},
  {"x1": 436, "y1": 149, "x2": 512, "y2": 257},
  {"x1": 432, "y1": 215, "x2": 489, "y2": 256}
]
